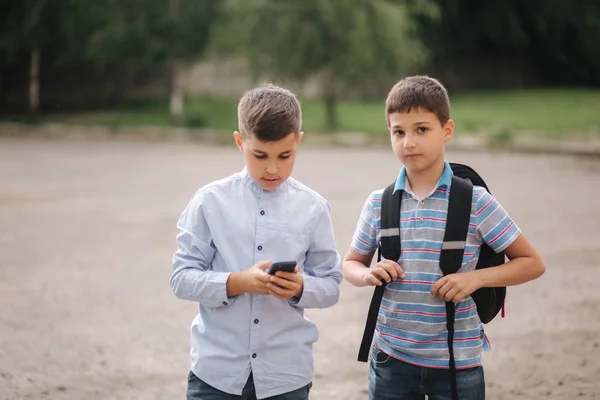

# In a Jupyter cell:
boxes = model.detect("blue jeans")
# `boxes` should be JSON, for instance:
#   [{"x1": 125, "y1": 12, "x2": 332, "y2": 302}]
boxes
[
  {"x1": 369, "y1": 346, "x2": 485, "y2": 400},
  {"x1": 186, "y1": 371, "x2": 312, "y2": 400}
]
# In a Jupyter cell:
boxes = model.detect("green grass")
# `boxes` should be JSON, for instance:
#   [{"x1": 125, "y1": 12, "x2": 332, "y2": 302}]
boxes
[{"x1": 10, "y1": 88, "x2": 600, "y2": 139}]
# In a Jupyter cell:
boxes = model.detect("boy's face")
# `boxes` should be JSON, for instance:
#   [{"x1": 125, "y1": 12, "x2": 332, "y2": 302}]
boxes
[
  {"x1": 233, "y1": 131, "x2": 303, "y2": 191},
  {"x1": 388, "y1": 108, "x2": 454, "y2": 174}
]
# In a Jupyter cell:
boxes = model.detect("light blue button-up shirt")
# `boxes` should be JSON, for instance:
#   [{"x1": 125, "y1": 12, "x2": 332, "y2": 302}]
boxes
[{"x1": 171, "y1": 168, "x2": 342, "y2": 399}]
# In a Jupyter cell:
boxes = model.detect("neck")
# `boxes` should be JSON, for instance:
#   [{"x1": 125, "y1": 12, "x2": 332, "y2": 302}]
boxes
[{"x1": 406, "y1": 159, "x2": 445, "y2": 198}]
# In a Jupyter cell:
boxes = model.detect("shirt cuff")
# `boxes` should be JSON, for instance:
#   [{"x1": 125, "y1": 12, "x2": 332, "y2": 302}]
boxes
[
  {"x1": 288, "y1": 275, "x2": 315, "y2": 308},
  {"x1": 211, "y1": 272, "x2": 237, "y2": 307}
]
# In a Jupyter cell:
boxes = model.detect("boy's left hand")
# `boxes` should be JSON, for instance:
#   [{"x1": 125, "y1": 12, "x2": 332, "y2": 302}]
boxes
[
  {"x1": 267, "y1": 266, "x2": 303, "y2": 300},
  {"x1": 431, "y1": 272, "x2": 481, "y2": 304}
]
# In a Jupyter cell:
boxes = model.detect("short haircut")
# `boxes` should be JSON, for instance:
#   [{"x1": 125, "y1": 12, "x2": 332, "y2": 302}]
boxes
[
  {"x1": 237, "y1": 84, "x2": 302, "y2": 141},
  {"x1": 385, "y1": 76, "x2": 450, "y2": 125}
]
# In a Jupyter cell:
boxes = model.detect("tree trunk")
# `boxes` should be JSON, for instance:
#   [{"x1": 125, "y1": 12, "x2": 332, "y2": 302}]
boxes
[
  {"x1": 29, "y1": 47, "x2": 40, "y2": 114},
  {"x1": 169, "y1": 63, "x2": 184, "y2": 124},
  {"x1": 168, "y1": 0, "x2": 184, "y2": 124},
  {"x1": 322, "y1": 70, "x2": 337, "y2": 131},
  {"x1": 27, "y1": 0, "x2": 44, "y2": 114}
]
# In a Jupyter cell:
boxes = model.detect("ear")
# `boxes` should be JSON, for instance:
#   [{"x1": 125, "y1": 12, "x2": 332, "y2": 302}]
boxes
[
  {"x1": 233, "y1": 131, "x2": 243, "y2": 151},
  {"x1": 443, "y1": 119, "x2": 455, "y2": 142},
  {"x1": 296, "y1": 131, "x2": 304, "y2": 146}
]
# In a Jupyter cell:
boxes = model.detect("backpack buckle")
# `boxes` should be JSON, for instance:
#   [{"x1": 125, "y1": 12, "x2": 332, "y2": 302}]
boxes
[{"x1": 442, "y1": 241, "x2": 466, "y2": 250}]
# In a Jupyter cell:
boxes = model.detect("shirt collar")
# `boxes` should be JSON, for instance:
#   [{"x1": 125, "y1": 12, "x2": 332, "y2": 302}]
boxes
[{"x1": 393, "y1": 160, "x2": 453, "y2": 194}]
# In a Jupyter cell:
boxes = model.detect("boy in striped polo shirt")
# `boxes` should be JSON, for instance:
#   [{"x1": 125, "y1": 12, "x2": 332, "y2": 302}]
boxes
[{"x1": 343, "y1": 76, "x2": 545, "y2": 400}]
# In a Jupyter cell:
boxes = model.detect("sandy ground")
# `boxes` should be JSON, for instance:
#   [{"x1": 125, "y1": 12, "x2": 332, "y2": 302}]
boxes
[{"x1": 0, "y1": 137, "x2": 599, "y2": 400}]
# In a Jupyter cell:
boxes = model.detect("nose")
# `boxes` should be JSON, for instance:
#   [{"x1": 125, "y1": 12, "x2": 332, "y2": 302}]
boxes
[
  {"x1": 265, "y1": 161, "x2": 278, "y2": 175},
  {"x1": 403, "y1": 132, "x2": 416, "y2": 150}
]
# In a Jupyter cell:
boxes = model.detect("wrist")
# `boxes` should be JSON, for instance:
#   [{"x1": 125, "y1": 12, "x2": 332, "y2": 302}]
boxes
[
  {"x1": 294, "y1": 283, "x2": 304, "y2": 299},
  {"x1": 360, "y1": 268, "x2": 371, "y2": 286},
  {"x1": 227, "y1": 271, "x2": 247, "y2": 297},
  {"x1": 470, "y1": 270, "x2": 485, "y2": 290}
]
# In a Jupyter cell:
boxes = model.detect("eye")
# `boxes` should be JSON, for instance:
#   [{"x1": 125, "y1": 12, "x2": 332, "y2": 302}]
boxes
[
  {"x1": 279, "y1": 154, "x2": 291, "y2": 160},
  {"x1": 254, "y1": 154, "x2": 267, "y2": 160},
  {"x1": 393, "y1": 130, "x2": 405, "y2": 136},
  {"x1": 417, "y1": 127, "x2": 428, "y2": 133}
]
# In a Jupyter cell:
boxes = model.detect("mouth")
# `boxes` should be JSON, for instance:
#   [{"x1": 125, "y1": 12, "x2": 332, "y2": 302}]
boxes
[
  {"x1": 261, "y1": 177, "x2": 280, "y2": 184},
  {"x1": 404, "y1": 154, "x2": 421, "y2": 158}
]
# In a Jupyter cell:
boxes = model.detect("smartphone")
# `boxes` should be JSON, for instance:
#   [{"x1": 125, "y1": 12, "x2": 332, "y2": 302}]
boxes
[{"x1": 267, "y1": 261, "x2": 296, "y2": 275}]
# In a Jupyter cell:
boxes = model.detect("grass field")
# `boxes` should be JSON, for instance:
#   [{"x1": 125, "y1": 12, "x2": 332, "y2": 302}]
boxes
[{"x1": 6, "y1": 89, "x2": 600, "y2": 139}]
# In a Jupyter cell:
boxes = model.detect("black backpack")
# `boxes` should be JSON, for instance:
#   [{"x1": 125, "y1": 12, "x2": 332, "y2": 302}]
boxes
[{"x1": 357, "y1": 163, "x2": 506, "y2": 400}]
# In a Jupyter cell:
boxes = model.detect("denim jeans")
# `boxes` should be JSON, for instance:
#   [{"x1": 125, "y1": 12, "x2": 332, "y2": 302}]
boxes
[
  {"x1": 186, "y1": 371, "x2": 312, "y2": 400},
  {"x1": 368, "y1": 346, "x2": 485, "y2": 400}
]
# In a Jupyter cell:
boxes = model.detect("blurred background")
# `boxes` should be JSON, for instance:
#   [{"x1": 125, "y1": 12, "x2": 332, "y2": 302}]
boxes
[
  {"x1": 1, "y1": 0, "x2": 600, "y2": 142},
  {"x1": 1, "y1": 1, "x2": 600, "y2": 400}
]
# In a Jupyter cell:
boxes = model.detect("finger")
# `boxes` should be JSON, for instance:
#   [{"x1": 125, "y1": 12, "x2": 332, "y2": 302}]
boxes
[
  {"x1": 363, "y1": 272, "x2": 381, "y2": 286},
  {"x1": 452, "y1": 291, "x2": 466, "y2": 304},
  {"x1": 267, "y1": 283, "x2": 294, "y2": 298},
  {"x1": 275, "y1": 271, "x2": 302, "y2": 282},
  {"x1": 256, "y1": 274, "x2": 271, "y2": 284},
  {"x1": 257, "y1": 287, "x2": 271, "y2": 295},
  {"x1": 382, "y1": 260, "x2": 405, "y2": 280},
  {"x1": 270, "y1": 276, "x2": 295, "y2": 290},
  {"x1": 372, "y1": 276, "x2": 383, "y2": 286},
  {"x1": 256, "y1": 260, "x2": 273, "y2": 271},
  {"x1": 251, "y1": 283, "x2": 270, "y2": 295},
  {"x1": 372, "y1": 268, "x2": 393, "y2": 283},
  {"x1": 379, "y1": 262, "x2": 399, "y2": 281},
  {"x1": 444, "y1": 287, "x2": 460, "y2": 302},
  {"x1": 266, "y1": 282, "x2": 284, "y2": 296},
  {"x1": 365, "y1": 274, "x2": 382, "y2": 286},
  {"x1": 435, "y1": 281, "x2": 451, "y2": 299},
  {"x1": 393, "y1": 262, "x2": 406, "y2": 279},
  {"x1": 431, "y1": 277, "x2": 447, "y2": 296}
]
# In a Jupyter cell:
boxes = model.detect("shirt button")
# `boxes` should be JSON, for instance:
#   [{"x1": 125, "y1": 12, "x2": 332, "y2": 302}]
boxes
[
  {"x1": 257, "y1": 245, "x2": 263, "y2": 251},
  {"x1": 254, "y1": 319, "x2": 259, "y2": 324},
  {"x1": 420, "y1": 201, "x2": 425, "y2": 206},
  {"x1": 252, "y1": 353, "x2": 257, "y2": 358},
  {"x1": 222, "y1": 301, "x2": 228, "y2": 306},
  {"x1": 260, "y1": 210, "x2": 265, "y2": 215}
]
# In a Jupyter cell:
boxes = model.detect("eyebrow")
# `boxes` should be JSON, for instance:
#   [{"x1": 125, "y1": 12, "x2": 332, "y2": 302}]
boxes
[
  {"x1": 252, "y1": 149, "x2": 293, "y2": 155},
  {"x1": 391, "y1": 122, "x2": 430, "y2": 129}
]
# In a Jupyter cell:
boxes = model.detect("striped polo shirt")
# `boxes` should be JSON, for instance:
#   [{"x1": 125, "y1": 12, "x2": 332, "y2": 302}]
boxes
[{"x1": 352, "y1": 161, "x2": 521, "y2": 369}]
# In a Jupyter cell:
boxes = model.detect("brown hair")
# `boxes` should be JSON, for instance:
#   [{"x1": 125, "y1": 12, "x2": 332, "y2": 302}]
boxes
[
  {"x1": 237, "y1": 84, "x2": 302, "y2": 141},
  {"x1": 385, "y1": 76, "x2": 450, "y2": 126}
]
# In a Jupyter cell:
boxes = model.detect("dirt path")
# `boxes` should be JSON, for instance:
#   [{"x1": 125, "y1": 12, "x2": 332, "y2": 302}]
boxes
[{"x1": 1, "y1": 137, "x2": 598, "y2": 399}]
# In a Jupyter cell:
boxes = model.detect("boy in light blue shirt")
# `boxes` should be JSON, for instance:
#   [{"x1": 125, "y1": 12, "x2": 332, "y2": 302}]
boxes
[{"x1": 171, "y1": 84, "x2": 342, "y2": 400}]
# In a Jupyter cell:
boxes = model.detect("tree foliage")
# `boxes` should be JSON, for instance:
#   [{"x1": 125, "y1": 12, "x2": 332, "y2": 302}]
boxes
[{"x1": 219, "y1": 0, "x2": 439, "y2": 130}]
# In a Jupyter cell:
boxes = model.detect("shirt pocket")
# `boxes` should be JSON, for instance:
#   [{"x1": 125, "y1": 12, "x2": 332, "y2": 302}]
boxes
[{"x1": 263, "y1": 226, "x2": 310, "y2": 265}]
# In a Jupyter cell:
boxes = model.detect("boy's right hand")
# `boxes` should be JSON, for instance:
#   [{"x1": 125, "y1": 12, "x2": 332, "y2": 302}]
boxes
[
  {"x1": 241, "y1": 260, "x2": 273, "y2": 295},
  {"x1": 362, "y1": 260, "x2": 405, "y2": 286},
  {"x1": 227, "y1": 260, "x2": 273, "y2": 297}
]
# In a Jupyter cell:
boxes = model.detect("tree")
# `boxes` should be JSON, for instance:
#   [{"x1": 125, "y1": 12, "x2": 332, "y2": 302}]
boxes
[
  {"x1": 417, "y1": 0, "x2": 600, "y2": 86},
  {"x1": 219, "y1": 0, "x2": 439, "y2": 131},
  {"x1": 1, "y1": 0, "x2": 51, "y2": 113},
  {"x1": 0, "y1": 0, "x2": 109, "y2": 113},
  {"x1": 86, "y1": 0, "x2": 223, "y2": 123}
]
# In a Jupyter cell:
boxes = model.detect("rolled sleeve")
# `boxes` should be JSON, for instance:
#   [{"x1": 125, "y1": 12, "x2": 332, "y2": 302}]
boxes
[
  {"x1": 170, "y1": 192, "x2": 236, "y2": 308},
  {"x1": 290, "y1": 201, "x2": 342, "y2": 309}
]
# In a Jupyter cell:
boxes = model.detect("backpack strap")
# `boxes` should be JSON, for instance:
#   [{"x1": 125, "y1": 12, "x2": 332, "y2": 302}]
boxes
[
  {"x1": 440, "y1": 175, "x2": 474, "y2": 400},
  {"x1": 357, "y1": 183, "x2": 402, "y2": 362}
]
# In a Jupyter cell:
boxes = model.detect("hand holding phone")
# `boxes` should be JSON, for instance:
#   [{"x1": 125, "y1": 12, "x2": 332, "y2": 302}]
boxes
[
  {"x1": 266, "y1": 261, "x2": 303, "y2": 300},
  {"x1": 266, "y1": 261, "x2": 296, "y2": 275}
]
